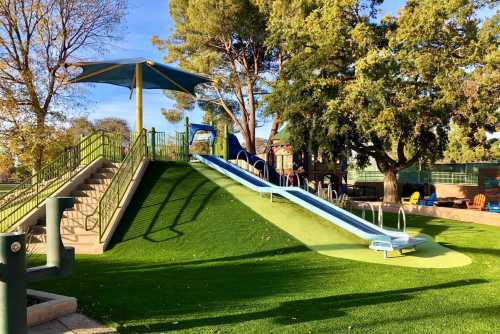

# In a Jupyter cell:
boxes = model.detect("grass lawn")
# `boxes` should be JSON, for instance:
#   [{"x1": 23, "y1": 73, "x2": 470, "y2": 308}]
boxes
[{"x1": 30, "y1": 161, "x2": 500, "y2": 333}]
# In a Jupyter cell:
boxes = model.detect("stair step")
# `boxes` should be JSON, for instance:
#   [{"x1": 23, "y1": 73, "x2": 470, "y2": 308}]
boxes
[
  {"x1": 61, "y1": 233, "x2": 98, "y2": 243},
  {"x1": 79, "y1": 183, "x2": 108, "y2": 191},
  {"x1": 67, "y1": 206, "x2": 96, "y2": 215},
  {"x1": 28, "y1": 241, "x2": 103, "y2": 255},
  {"x1": 25, "y1": 161, "x2": 122, "y2": 256},
  {"x1": 72, "y1": 189, "x2": 104, "y2": 199},
  {"x1": 86, "y1": 177, "x2": 111, "y2": 185},
  {"x1": 74, "y1": 196, "x2": 99, "y2": 205},
  {"x1": 74, "y1": 202, "x2": 97, "y2": 212}
]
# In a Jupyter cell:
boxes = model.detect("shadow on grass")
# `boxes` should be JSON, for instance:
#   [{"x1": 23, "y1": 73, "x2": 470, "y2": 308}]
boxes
[
  {"x1": 109, "y1": 161, "x2": 220, "y2": 247},
  {"x1": 119, "y1": 279, "x2": 487, "y2": 333},
  {"x1": 439, "y1": 243, "x2": 500, "y2": 257},
  {"x1": 102, "y1": 245, "x2": 310, "y2": 272}
]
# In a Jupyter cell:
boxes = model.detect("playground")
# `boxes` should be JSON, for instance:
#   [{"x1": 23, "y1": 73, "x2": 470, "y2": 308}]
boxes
[
  {"x1": 0, "y1": 119, "x2": 497, "y2": 333},
  {"x1": 28, "y1": 161, "x2": 500, "y2": 333},
  {"x1": 0, "y1": 1, "x2": 498, "y2": 331}
]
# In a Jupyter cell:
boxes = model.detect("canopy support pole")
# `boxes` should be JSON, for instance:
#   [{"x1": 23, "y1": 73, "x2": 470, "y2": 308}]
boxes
[{"x1": 135, "y1": 63, "x2": 143, "y2": 133}]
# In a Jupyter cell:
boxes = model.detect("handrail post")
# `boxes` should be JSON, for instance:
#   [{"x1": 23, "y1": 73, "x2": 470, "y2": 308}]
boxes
[
  {"x1": 223, "y1": 124, "x2": 229, "y2": 160},
  {"x1": 378, "y1": 204, "x2": 384, "y2": 228},
  {"x1": 0, "y1": 232, "x2": 27, "y2": 333},
  {"x1": 184, "y1": 117, "x2": 189, "y2": 162},
  {"x1": 151, "y1": 127, "x2": 156, "y2": 161}
]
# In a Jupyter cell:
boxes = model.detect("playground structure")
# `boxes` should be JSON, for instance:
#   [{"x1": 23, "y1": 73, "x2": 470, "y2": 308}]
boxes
[{"x1": 0, "y1": 117, "x2": 495, "y2": 259}]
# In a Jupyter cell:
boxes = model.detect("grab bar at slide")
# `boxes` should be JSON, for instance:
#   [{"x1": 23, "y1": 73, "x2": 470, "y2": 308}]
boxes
[
  {"x1": 303, "y1": 177, "x2": 309, "y2": 192},
  {"x1": 328, "y1": 184, "x2": 338, "y2": 204},
  {"x1": 278, "y1": 174, "x2": 285, "y2": 187},
  {"x1": 398, "y1": 206, "x2": 406, "y2": 232},
  {"x1": 252, "y1": 160, "x2": 269, "y2": 181},
  {"x1": 236, "y1": 150, "x2": 250, "y2": 171},
  {"x1": 359, "y1": 202, "x2": 375, "y2": 224},
  {"x1": 285, "y1": 172, "x2": 301, "y2": 188},
  {"x1": 378, "y1": 204, "x2": 384, "y2": 228}
]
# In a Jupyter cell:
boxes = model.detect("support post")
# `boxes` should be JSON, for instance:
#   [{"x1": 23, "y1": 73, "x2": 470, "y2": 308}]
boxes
[
  {"x1": 223, "y1": 124, "x2": 229, "y2": 161},
  {"x1": 0, "y1": 232, "x2": 27, "y2": 334},
  {"x1": 151, "y1": 127, "x2": 156, "y2": 161},
  {"x1": 184, "y1": 117, "x2": 189, "y2": 161},
  {"x1": 0, "y1": 197, "x2": 75, "y2": 334},
  {"x1": 209, "y1": 121, "x2": 214, "y2": 155},
  {"x1": 135, "y1": 63, "x2": 143, "y2": 133}
]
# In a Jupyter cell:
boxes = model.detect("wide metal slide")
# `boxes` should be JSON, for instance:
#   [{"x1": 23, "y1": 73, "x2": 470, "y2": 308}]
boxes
[{"x1": 195, "y1": 154, "x2": 426, "y2": 258}]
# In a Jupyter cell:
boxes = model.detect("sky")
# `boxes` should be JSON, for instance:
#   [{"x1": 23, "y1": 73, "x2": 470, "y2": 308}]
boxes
[{"x1": 82, "y1": 0, "x2": 497, "y2": 139}]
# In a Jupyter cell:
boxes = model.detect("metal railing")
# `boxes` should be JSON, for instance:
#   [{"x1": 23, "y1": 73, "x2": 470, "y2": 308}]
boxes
[
  {"x1": 86, "y1": 130, "x2": 148, "y2": 241},
  {"x1": 0, "y1": 131, "x2": 123, "y2": 232},
  {"x1": 348, "y1": 169, "x2": 479, "y2": 185},
  {"x1": 147, "y1": 129, "x2": 188, "y2": 162}
]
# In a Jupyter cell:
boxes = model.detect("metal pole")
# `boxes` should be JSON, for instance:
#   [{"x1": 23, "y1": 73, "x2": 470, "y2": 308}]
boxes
[
  {"x1": 46, "y1": 197, "x2": 74, "y2": 274},
  {"x1": 223, "y1": 124, "x2": 229, "y2": 161},
  {"x1": 135, "y1": 63, "x2": 143, "y2": 133},
  {"x1": 151, "y1": 127, "x2": 156, "y2": 161},
  {"x1": 0, "y1": 232, "x2": 27, "y2": 334},
  {"x1": 184, "y1": 117, "x2": 189, "y2": 161}
]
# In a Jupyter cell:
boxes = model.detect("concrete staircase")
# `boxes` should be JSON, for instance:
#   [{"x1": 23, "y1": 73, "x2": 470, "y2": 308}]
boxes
[{"x1": 28, "y1": 162, "x2": 118, "y2": 254}]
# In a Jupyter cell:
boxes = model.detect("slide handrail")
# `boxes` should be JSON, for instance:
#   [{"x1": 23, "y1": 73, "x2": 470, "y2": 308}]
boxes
[
  {"x1": 378, "y1": 204, "x2": 384, "y2": 228},
  {"x1": 328, "y1": 184, "x2": 338, "y2": 204},
  {"x1": 303, "y1": 177, "x2": 309, "y2": 192},
  {"x1": 398, "y1": 206, "x2": 407, "y2": 232},
  {"x1": 286, "y1": 172, "x2": 301, "y2": 188},
  {"x1": 236, "y1": 150, "x2": 250, "y2": 171},
  {"x1": 252, "y1": 160, "x2": 269, "y2": 181},
  {"x1": 358, "y1": 202, "x2": 375, "y2": 224}
]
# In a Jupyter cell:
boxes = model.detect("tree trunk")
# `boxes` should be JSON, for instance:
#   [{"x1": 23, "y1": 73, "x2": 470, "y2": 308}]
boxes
[
  {"x1": 268, "y1": 113, "x2": 281, "y2": 144},
  {"x1": 383, "y1": 169, "x2": 399, "y2": 203},
  {"x1": 30, "y1": 112, "x2": 46, "y2": 173},
  {"x1": 241, "y1": 128, "x2": 256, "y2": 154}
]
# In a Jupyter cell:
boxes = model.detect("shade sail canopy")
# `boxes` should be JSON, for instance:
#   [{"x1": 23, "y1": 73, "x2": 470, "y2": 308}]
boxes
[{"x1": 70, "y1": 58, "x2": 210, "y2": 95}]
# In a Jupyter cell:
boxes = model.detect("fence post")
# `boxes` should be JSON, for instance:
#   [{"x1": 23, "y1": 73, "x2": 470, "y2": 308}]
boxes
[
  {"x1": 209, "y1": 121, "x2": 214, "y2": 155},
  {"x1": 151, "y1": 127, "x2": 156, "y2": 161},
  {"x1": 223, "y1": 124, "x2": 229, "y2": 161},
  {"x1": 184, "y1": 117, "x2": 189, "y2": 161}
]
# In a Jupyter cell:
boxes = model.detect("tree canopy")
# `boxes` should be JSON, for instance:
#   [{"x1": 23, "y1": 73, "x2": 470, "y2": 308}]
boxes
[
  {"x1": 0, "y1": 0, "x2": 126, "y2": 173},
  {"x1": 154, "y1": 0, "x2": 288, "y2": 153},
  {"x1": 266, "y1": 0, "x2": 499, "y2": 202}
]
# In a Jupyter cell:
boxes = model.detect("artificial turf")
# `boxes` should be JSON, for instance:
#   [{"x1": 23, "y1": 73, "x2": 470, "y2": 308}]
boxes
[{"x1": 30, "y1": 161, "x2": 500, "y2": 333}]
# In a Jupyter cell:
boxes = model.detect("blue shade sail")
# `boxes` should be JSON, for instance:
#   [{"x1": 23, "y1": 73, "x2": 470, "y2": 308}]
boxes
[{"x1": 70, "y1": 58, "x2": 210, "y2": 95}]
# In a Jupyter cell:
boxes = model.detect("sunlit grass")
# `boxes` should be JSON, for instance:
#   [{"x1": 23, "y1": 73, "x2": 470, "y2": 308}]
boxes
[{"x1": 30, "y1": 161, "x2": 500, "y2": 333}]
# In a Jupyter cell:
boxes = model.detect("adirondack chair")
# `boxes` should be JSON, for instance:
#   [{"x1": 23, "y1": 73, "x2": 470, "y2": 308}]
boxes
[
  {"x1": 417, "y1": 192, "x2": 437, "y2": 206},
  {"x1": 401, "y1": 191, "x2": 420, "y2": 205},
  {"x1": 466, "y1": 194, "x2": 486, "y2": 211}
]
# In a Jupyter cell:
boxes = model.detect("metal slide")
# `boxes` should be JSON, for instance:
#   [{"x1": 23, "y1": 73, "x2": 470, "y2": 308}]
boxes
[{"x1": 194, "y1": 154, "x2": 426, "y2": 257}]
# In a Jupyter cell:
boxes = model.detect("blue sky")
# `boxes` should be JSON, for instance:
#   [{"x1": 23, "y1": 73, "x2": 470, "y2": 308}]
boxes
[{"x1": 83, "y1": 0, "x2": 497, "y2": 139}]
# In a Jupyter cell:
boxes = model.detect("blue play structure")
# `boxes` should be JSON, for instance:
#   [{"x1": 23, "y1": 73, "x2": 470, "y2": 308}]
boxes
[
  {"x1": 194, "y1": 154, "x2": 426, "y2": 258},
  {"x1": 189, "y1": 123, "x2": 279, "y2": 183}
]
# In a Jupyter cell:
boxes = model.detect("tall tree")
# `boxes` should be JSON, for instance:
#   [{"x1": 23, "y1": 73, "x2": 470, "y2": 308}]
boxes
[
  {"x1": 153, "y1": 0, "x2": 280, "y2": 154},
  {"x1": 269, "y1": 0, "x2": 499, "y2": 202},
  {"x1": 0, "y1": 0, "x2": 126, "y2": 173},
  {"x1": 94, "y1": 117, "x2": 131, "y2": 142},
  {"x1": 443, "y1": 123, "x2": 499, "y2": 163}
]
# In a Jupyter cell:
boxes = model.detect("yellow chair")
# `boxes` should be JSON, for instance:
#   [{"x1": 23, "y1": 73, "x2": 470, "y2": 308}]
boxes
[
  {"x1": 401, "y1": 191, "x2": 420, "y2": 205},
  {"x1": 466, "y1": 194, "x2": 486, "y2": 211}
]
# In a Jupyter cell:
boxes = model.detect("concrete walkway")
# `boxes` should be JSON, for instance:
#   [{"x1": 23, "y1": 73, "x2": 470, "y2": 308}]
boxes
[{"x1": 29, "y1": 313, "x2": 116, "y2": 334}]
